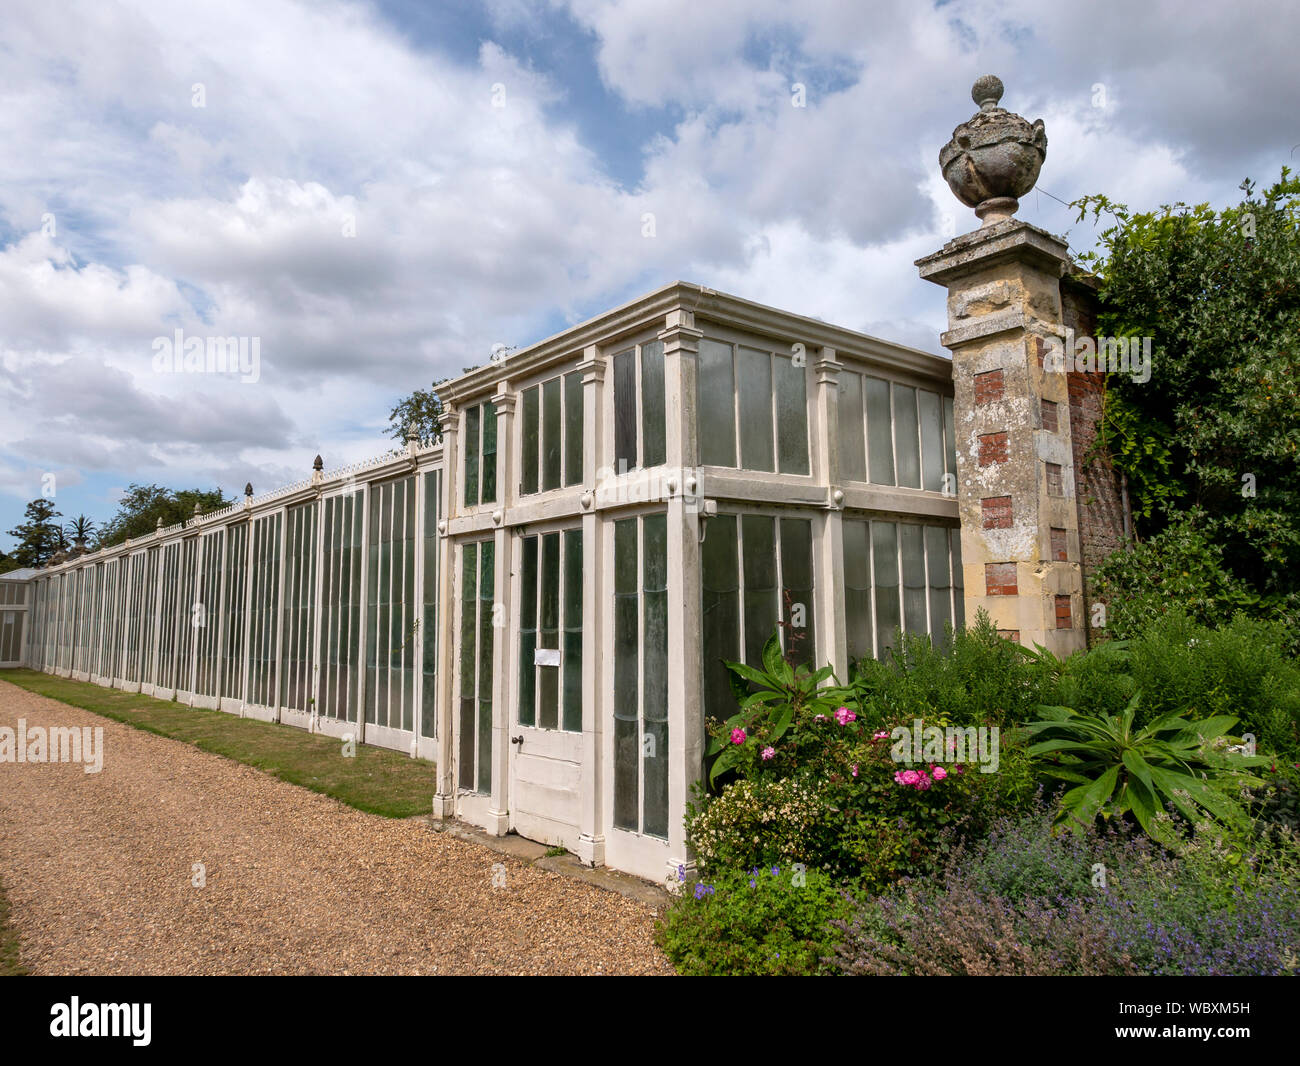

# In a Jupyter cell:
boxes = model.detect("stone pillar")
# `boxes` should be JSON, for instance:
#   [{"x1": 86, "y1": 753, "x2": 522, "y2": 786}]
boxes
[
  {"x1": 919, "y1": 75, "x2": 1085, "y2": 655},
  {"x1": 916, "y1": 221, "x2": 1086, "y2": 655}
]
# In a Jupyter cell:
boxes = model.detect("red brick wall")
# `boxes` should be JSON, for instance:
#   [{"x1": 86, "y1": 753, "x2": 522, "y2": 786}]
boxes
[{"x1": 1061, "y1": 272, "x2": 1128, "y2": 643}]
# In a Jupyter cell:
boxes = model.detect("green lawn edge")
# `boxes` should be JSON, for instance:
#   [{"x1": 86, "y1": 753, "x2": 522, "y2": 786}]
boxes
[
  {"x1": 0, "y1": 875, "x2": 29, "y2": 977},
  {"x1": 0, "y1": 669, "x2": 436, "y2": 819}
]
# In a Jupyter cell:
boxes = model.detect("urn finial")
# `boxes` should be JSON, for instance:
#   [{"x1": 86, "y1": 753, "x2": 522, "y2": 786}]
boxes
[
  {"x1": 940, "y1": 76, "x2": 1046, "y2": 228},
  {"x1": 971, "y1": 74, "x2": 1003, "y2": 111}
]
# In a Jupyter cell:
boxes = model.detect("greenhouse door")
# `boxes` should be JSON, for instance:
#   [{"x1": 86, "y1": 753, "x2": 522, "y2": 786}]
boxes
[{"x1": 508, "y1": 527, "x2": 584, "y2": 850}]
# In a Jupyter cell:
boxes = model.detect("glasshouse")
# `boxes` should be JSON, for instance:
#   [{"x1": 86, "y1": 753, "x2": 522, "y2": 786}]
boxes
[{"x1": 5, "y1": 272, "x2": 1106, "y2": 884}]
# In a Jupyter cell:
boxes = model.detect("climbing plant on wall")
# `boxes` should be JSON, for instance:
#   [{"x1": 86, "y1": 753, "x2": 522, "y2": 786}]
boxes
[{"x1": 1073, "y1": 171, "x2": 1300, "y2": 636}]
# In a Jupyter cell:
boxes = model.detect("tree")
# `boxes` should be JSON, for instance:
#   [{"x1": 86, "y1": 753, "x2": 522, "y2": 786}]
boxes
[
  {"x1": 1074, "y1": 170, "x2": 1300, "y2": 634},
  {"x1": 64, "y1": 514, "x2": 96, "y2": 549},
  {"x1": 96, "y1": 484, "x2": 233, "y2": 549},
  {"x1": 5, "y1": 499, "x2": 64, "y2": 568},
  {"x1": 387, "y1": 377, "x2": 456, "y2": 447}
]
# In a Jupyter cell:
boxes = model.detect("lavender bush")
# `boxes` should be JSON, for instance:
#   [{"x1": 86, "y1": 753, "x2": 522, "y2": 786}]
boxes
[{"x1": 830, "y1": 803, "x2": 1300, "y2": 976}]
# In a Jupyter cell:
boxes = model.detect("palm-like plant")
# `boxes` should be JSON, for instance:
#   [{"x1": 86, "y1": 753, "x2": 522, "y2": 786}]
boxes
[
  {"x1": 64, "y1": 515, "x2": 95, "y2": 548},
  {"x1": 1022, "y1": 695, "x2": 1267, "y2": 846}
]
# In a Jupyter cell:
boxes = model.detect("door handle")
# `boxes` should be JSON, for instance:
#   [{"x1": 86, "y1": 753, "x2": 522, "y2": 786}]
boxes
[{"x1": 511, "y1": 735, "x2": 523, "y2": 745}]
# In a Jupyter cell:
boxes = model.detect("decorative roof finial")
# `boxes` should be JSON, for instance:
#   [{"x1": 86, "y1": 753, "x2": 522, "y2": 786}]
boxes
[
  {"x1": 312, "y1": 454, "x2": 323, "y2": 472},
  {"x1": 244, "y1": 482, "x2": 253, "y2": 497}
]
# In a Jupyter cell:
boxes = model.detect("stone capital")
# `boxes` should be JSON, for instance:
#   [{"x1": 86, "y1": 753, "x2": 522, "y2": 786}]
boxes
[{"x1": 916, "y1": 219, "x2": 1070, "y2": 288}]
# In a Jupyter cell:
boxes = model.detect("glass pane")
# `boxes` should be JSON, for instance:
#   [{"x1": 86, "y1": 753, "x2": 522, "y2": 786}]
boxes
[
  {"x1": 538, "y1": 652, "x2": 559, "y2": 733},
  {"x1": 843, "y1": 520, "x2": 873, "y2": 665},
  {"x1": 613, "y1": 518, "x2": 639, "y2": 831},
  {"x1": 481, "y1": 402, "x2": 498, "y2": 504},
  {"x1": 918, "y1": 389, "x2": 944, "y2": 492},
  {"x1": 521, "y1": 386, "x2": 539, "y2": 495},
  {"x1": 464, "y1": 405, "x2": 481, "y2": 507},
  {"x1": 640, "y1": 340, "x2": 666, "y2": 468},
  {"x1": 900, "y1": 523, "x2": 927, "y2": 636},
  {"x1": 865, "y1": 377, "x2": 895, "y2": 485},
  {"x1": 926, "y1": 525, "x2": 953, "y2": 647},
  {"x1": 779, "y1": 518, "x2": 814, "y2": 665},
  {"x1": 701, "y1": 514, "x2": 739, "y2": 729},
  {"x1": 741, "y1": 514, "x2": 777, "y2": 668},
  {"x1": 775, "y1": 354, "x2": 809, "y2": 475},
  {"x1": 872, "y1": 521, "x2": 900, "y2": 656},
  {"x1": 539, "y1": 531, "x2": 560, "y2": 730},
  {"x1": 477, "y1": 540, "x2": 494, "y2": 794},
  {"x1": 564, "y1": 371, "x2": 584, "y2": 486},
  {"x1": 458, "y1": 543, "x2": 476, "y2": 788},
  {"x1": 837, "y1": 372, "x2": 867, "y2": 482},
  {"x1": 542, "y1": 378, "x2": 562, "y2": 491},
  {"x1": 518, "y1": 535, "x2": 537, "y2": 727},
  {"x1": 421, "y1": 471, "x2": 440, "y2": 738},
  {"x1": 562, "y1": 529, "x2": 583, "y2": 732},
  {"x1": 697, "y1": 339, "x2": 736, "y2": 467},
  {"x1": 737, "y1": 347, "x2": 774, "y2": 472},
  {"x1": 893, "y1": 384, "x2": 921, "y2": 488},
  {"x1": 643, "y1": 513, "x2": 668, "y2": 837},
  {"x1": 613, "y1": 349, "x2": 637, "y2": 473},
  {"x1": 943, "y1": 394, "x2": 957, "y2": 487},
  {"x1": 950, "y1": 528, "x2": 965, "y2": 633}
]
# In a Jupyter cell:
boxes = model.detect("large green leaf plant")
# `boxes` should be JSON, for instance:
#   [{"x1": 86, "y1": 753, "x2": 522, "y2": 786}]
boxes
[{"x1": 1023, "y1": 696, "x2": 1267, "y2": 847}]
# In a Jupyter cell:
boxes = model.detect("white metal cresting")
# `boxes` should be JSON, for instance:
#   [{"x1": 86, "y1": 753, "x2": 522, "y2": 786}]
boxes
[{"x1": 11, "y1": 282, "x2": 961, "y2": 885}]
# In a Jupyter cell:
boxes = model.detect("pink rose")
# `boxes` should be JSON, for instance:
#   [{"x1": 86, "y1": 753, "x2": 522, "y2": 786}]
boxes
[
  {"x1": 893, "y1": 771, "x2": 906, "y2": 785},
  {"x1": 915, "y1": 773, "x2": 932, "y2": 791},
  {"x1": 851, "y1": 764, "x2": 859, "y2": 778},
  {"x1": 932, "y1": 766, "x2": 948, "y2": 781},
  {"x1": 900, "y1": 769, "x2": 920, "y2": 786},
  {"x1": 835, "y1": 707, "x2": 856, "y2": 725},
  {"x1": 730, "y1": 727, "x2": 747, "y2": 745},
  {"x1": 761, "y1": 746, "x2": 775, "y2": 761}
]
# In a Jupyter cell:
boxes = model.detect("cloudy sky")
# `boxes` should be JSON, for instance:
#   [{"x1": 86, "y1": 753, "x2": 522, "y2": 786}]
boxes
[{"x1": 1, "y1": 0, "x2": 1294, "y2": 548}]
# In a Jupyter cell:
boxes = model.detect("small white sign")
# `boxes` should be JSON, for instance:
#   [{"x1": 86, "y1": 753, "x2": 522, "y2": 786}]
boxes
[{"x1": 533, "y1": 648, "x2": 561, "y2": 667}]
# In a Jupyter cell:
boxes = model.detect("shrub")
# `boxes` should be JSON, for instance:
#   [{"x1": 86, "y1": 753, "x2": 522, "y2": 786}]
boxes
[
  {"x1": 832, "y1": 881, "x2": 1136, "y2": 976},
  {"x1": 657, "y1": 864, "x2": 854, "y2": 976},
  {"x1": 688, "y1": 733, "x2": 1038, "y2": 889},
  {"x1": 685, "y1": 775, "x2": 839, "y2": 875},
  {"x1": 831, "y1": 806, "x2": 1300, "y2": 977},
  {"x1": 1092, "y1": 518, "x2": 1268, "y2": 639},
  {"x1": 1123, "y1": 610, "x2": 1300, "y2": 756},
  {"x1": 850, "y1": 613, "x2": 1054, "y2": 729}
]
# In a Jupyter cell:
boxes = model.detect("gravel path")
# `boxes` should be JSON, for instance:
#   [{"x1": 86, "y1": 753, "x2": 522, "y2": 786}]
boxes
[{"x1": 0, "y1": 679, "x2": 672, "y2": 975}]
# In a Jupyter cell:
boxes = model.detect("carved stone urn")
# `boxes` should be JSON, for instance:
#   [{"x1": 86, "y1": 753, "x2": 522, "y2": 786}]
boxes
[{"x1": 939, "y1": 75, "x2": 1047, "y2": 226}]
